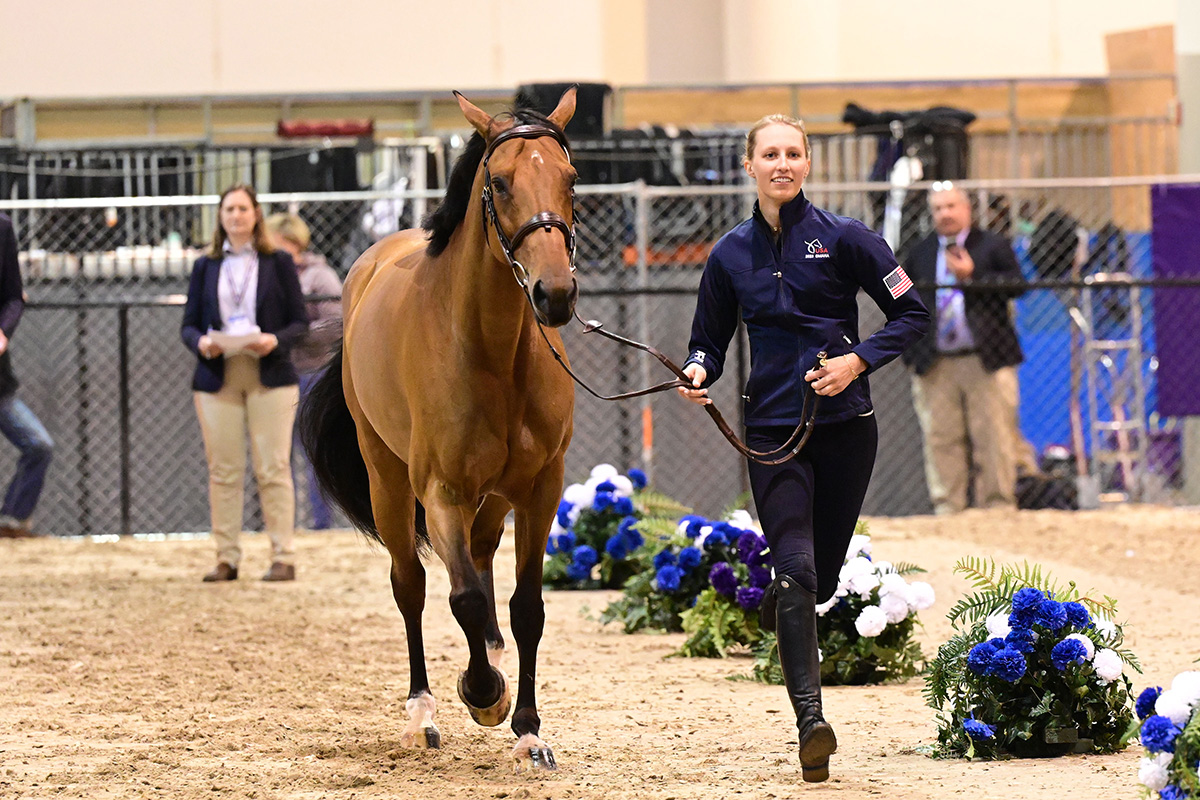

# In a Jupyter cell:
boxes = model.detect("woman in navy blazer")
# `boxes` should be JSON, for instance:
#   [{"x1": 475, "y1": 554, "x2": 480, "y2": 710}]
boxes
[{"x1": 181, "y1": 184, "x2": 308, "y2": 583}]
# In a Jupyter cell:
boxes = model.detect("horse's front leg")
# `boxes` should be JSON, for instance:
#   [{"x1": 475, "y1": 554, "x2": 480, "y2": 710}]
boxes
[
  {"x1": 423, "y1": 488, "x2": 511, "y2": 728},
  {"x1": 471, "y1": 495, "x2": 513, "y2": 671},
  {"x1": 508, "y1": 461, "x2": 564, "y2": 771}
]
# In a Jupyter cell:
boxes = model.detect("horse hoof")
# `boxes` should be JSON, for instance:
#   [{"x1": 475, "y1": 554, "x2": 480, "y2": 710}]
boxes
[
  {"x1": 400, "y1": 724, "x2": 441, "y2": 749},
  {"x1": 512, "y1": 734, "x2": 557, "y2": 772},
  {"x1": 457, "y1": 667, "x2": 511, "y2": 727}
]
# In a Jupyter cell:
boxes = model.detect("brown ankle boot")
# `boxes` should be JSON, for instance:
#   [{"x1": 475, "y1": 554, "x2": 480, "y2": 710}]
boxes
[
  {"x1": 202, "y1": 563, "x2": 238, "y2": 582},
  {"x1": 262, "y1": 562, "x2": 295, "y2": 582}
]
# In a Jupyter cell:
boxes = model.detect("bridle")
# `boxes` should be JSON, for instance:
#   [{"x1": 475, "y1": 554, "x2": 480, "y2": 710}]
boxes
[
  {"x1": 481, "y1": 123, "x2": 576, "y2": 288},
  {"x1": 479, "y1": 122, "x2": 820, "y2": 465}
]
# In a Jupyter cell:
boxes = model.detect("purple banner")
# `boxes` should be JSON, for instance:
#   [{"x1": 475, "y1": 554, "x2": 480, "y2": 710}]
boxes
[{"x1": 1151, "y1": 183, "x2": 1200, "y2": 416}]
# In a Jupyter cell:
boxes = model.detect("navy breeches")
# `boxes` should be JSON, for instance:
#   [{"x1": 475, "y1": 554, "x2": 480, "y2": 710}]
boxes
[{"x1": 746, "y1": 414, "x2": 878, "y2": 604}]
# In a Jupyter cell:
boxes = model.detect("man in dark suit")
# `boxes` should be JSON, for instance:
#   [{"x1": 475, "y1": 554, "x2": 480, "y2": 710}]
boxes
[{"x1": 901, "y1": 184, "x2": 1027, "y2": 513}]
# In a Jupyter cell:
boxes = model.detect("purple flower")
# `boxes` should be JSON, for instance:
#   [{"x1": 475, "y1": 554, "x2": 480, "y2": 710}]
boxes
[
  {"x1": 736, "y1": 586, "x2": 765, "y2": 610},
  {"x1": 1050, "y1": 637, "x2": 1088, "y2": 670},
  {"x1": 614, "y1": 496, "x2": 635, "y2": 516},
  {"x1": 736, "y1": 531, "x2": 762, "y2": 563},
  {"x1": 628, "y1": 468, "x2": 647, "y2": 489},
  {"x1": 990, "y1": 648, "x2": 1027, "y2": 683},
  {"x1": 1063, "y1": 601, "x2": 1090, "y2": 629},
  {"x1": 748, "y1": 565, "x2": 773, "y2": 589},
  {"x1": 677, "y1": 546, "x2": 702, "y2": 571},
  {"x1": 1036, "y1": 600, "x2": 1068, "y2": 631},
  {"x1": 1136, "y1": 686, "x2": 1163, "y2": 720},
  {"x1": 709, "y1": 562, "x2": 738, "y2": 597},
  {"x1": 572, "y1": 545, "x2": 598, "y2": 569},
  {"x1": 653, "y1": 549, "x2": 677, "y2": 569},
  {"x1": 1140, "y1": 715, "x2": 1181, "y2": 753},
  {"x1": 963, "y1": 718, "x2": 995, "y2": 741},
  {"x1": 1159, "y1": 786, "x2": 1187, "y2": 800},
  {"x1": 656, "y1": 565, "x2": 684, "y2": 592},
  {"x1": 555, "y1": 500, "x2": 573, "y2": 529}
]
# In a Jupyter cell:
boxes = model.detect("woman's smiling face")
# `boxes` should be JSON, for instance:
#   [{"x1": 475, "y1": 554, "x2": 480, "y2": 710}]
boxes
[{"x1": 744, "y1": 122, "x2": 810, "y2": 208}]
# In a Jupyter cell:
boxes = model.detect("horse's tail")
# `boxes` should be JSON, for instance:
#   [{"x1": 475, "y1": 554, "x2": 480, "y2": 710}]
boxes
[
  {"x1": 298, "y1": 343, "x2": 381, "y2": 542},
  {"x1": 299, "y1": 343, "x2": 431, "y2": 554}
]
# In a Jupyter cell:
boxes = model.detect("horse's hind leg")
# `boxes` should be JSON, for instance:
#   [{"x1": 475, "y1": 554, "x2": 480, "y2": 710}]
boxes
[
  {"x1": 358, "y1": 428, "x2": 440, "y2": 749},
  {"x1": 471, "y1": 494, "x2": 512, "y2": 671},
  {"x1": 508, "y1": 461, "x2": 565, "y2": 771}
]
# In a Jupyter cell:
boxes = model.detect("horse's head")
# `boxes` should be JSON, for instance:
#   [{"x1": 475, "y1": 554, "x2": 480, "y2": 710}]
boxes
[{"x1": 456, "y1": 89, "x2": 579, "y2": 327}]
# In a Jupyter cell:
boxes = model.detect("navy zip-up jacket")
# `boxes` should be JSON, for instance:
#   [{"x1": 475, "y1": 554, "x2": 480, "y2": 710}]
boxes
[{"x1": 684, "y1": 191, "x2": 929, "y2": 426}]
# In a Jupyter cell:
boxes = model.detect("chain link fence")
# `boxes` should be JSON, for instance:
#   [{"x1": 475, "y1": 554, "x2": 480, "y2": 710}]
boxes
[{"x1": 2, "y1": 177, "x2": 1197, "y2": 535}]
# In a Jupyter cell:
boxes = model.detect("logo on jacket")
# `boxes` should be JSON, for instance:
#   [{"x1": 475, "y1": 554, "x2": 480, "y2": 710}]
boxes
[
  {"x1": 804, "y1": 238, "x2": 829, "y2": 259},
  {"x1": 883, "y1": 265, "x2": 913, "y2": 299}
]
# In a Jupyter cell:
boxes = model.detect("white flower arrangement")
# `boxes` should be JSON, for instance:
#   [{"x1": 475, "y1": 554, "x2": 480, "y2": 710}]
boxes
[
  {"x1": 1131, "y1": 670, "x2": 1200, "y2": 799},
  {"x1": 803, "y1": 523, "x2": 933, "y2": 686}
]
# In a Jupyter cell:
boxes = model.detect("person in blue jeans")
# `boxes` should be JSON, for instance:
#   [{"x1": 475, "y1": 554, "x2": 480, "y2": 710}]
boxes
[
  {"x1": 0, "y1": 213, "x2": 54, "y2": 539},
  {"x1": 265, "y1": 213, "x2": 342, "y2": 530}
]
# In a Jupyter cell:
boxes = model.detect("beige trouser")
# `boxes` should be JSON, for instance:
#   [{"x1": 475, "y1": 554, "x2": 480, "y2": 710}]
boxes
[
  {"x1": 194, "y1": 355, "x2": 299, "y2": 568},
  {"x1": 912, "y1": 356, "x2": 1018, "y2": 513}
]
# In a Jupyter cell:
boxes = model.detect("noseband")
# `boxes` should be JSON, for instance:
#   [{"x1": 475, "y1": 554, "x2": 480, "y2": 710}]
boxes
[{"x1": 481, "y1": 124, "x2": 577, "y2": 287}]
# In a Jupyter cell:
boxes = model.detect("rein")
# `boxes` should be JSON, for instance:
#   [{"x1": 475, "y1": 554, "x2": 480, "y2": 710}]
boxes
[{"x1": 480, "y1": 123, "x2": 820, "y2": 466}]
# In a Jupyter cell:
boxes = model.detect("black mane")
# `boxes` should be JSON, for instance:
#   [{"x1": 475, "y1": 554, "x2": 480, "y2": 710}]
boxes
[{"x1": 423, "y1": 107, "x2": 566, "y2": 257}]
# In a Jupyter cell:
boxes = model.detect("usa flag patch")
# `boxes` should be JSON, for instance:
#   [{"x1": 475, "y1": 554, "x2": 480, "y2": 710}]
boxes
[{"x1": 883, "y1": 266, "x2": 912, "y2": 299}]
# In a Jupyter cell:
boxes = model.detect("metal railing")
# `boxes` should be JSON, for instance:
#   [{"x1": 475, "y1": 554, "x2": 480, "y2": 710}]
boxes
[{"x1": 1, "y1": 177, "x2": 1197, "y2": 535}]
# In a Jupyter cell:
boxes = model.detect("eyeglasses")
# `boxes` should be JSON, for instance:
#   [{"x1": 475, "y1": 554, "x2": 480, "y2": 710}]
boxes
[{"x1": 930, "y1": 180, "x2": 956, "y2": 193}]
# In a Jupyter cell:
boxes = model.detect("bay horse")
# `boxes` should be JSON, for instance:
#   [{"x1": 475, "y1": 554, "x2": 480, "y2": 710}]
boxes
[{"x1": 300, "y1": 90, "x2": 578, "y2": 770}]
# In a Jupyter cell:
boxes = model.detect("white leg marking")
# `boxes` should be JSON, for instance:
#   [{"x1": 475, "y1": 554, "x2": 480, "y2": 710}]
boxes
[
  {"x1": 400, "y1": 692, "x2": 439, "y2": 748},
  {"x1": 487, "y1": 644, "x2": 504, "y2": 669}
]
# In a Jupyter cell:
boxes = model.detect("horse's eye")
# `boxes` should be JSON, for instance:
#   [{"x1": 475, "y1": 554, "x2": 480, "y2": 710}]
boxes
[{"x1": 491, "y1": 177, "x2": 509, "y2": 196}]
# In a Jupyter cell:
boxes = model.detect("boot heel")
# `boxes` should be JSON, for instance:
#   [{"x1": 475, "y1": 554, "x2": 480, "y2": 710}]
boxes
[{"x1": 799, "y1": 721, "x2": 837, "y2": 783}]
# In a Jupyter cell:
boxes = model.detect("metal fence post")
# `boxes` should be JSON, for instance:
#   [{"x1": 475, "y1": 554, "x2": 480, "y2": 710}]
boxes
[
  {"x1": 634, "y1": 180, "x2": 653, "y2": 482},
  {"x1": 117, "y1": 304, "x2": 132, "y2": 537}
]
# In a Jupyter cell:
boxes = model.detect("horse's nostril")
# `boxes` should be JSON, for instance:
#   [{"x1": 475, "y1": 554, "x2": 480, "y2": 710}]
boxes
[{"x1": 532, "y1": 280, "x2": 549, "y2": 309}]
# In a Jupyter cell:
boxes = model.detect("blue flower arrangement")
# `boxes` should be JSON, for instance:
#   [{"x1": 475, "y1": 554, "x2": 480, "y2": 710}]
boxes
[
  {"x1": 1129, "y1": 670, "x2": 1200, "y2": 799},
  {"x1": 600, "y1": 507, "x2": 762, "y2": 642},
  {"x1": 925, "y1": 558, "x2": 1141, "y2": 759},
  {"x1": 543, "y1": 464, "x2": 688, "y2": 590}
]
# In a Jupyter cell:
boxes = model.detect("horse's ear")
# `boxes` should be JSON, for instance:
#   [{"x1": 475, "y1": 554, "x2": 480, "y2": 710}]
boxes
[
  {"x1": 547, "y1": 87, "x2": 577, "y2": 131},
  {"x1": 454, "y1": 91, "x2": 494, "y2": 138}
]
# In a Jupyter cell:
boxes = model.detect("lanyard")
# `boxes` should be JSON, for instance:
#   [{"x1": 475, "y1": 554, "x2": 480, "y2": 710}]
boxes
[{"x1": 222, "y1": 253, "x2": 257, "y2": 313}]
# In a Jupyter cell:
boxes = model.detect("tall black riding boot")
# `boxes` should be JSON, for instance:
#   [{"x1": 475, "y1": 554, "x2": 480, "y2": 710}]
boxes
[{"x1": 774, "y1": 575, "x2": 837, "y2": 783}]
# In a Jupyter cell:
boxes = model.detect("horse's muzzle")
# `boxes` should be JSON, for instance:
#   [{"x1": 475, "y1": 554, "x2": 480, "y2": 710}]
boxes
[{"x1": 532, "y1": 277, "x2": 578, "y2": 327}]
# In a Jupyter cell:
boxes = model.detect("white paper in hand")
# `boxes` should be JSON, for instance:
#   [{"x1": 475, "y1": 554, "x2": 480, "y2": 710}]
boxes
[{"x1": 208, "y1": 323, "x2": 262, "y2": 357}]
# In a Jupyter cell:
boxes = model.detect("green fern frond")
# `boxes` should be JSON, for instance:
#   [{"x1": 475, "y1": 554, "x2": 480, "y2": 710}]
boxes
[
  {"x1": 945, "y1": 590, "x2": 1009, "y2": 627},
  {"x1": 635, "y1": 490, "x2": 692, "y2": 519},
  {"x1": 630, "y1": 516, "x2": 680, "y2": 545},
  {"x1": 953, "y1": 556, "x2": 1001, "y2": 590},
  {"x1": 891, "y1": 561, "x2": 927, "y2": 576}
]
